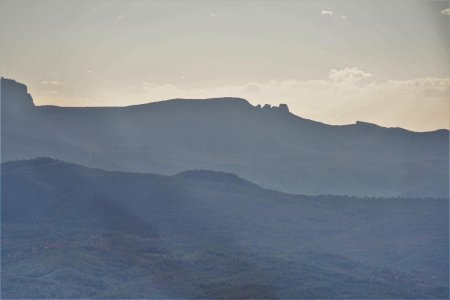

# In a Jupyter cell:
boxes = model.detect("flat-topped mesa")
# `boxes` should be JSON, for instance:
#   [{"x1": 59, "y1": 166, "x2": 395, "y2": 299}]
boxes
[
  {"x1": 149, "y1": 97, "x2": 253, "y2": 112},
  {"x1": 1, "y1": 77, "x2": 35, "y2": 112},
  {"x1": 255, "y1": 103, "x2": 290, "y2": 113}
]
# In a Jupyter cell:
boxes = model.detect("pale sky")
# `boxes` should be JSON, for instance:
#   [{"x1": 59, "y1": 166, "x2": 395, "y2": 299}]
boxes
[{"x1": 1, "y1": 0, "x2": 449, "y2": 131}]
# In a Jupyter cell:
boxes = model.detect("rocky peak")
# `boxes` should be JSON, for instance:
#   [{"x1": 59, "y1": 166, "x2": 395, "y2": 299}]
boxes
[
  {"x1": 256, "y1": 103, "x2": 289, "y2": 113},
  {"x1": 1, "y1": 77, "x2": 35, "y2": 111}
]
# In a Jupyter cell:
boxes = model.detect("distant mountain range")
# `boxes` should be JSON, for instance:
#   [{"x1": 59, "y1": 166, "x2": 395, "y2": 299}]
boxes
[
  {"x1": 1, "y1": 77, "x2": 449, "y2": 197},
  {"x1": 2, "y1": 157, "x2": 448, "y2": 298}
]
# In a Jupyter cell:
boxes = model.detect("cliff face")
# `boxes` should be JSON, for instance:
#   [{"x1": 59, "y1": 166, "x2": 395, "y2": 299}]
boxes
[
  {"x1": 1, "y1": 77, "x2": 28, "y2": 94},
  {"x1": 1, "y1": 77, "x2": 34, "y2": 118}
]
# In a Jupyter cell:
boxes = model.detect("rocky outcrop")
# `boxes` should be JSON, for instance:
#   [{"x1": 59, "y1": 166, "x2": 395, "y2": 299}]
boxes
[
  {"x1": 1, "y1": 77, "x2": 35, "y2": 113},
  {"x1": 258, "y1": 103, "x2": 290, "y2": 113}
]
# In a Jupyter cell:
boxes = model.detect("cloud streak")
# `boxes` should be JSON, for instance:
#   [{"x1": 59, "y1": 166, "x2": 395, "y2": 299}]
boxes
[
  {"x1": 321, "y1": 10, "x2": 334, "y2": 16},
  {"x1": 441, "y1": 8, "x2": 450, "y2": 16},
  {"x1": 329, "y1": 67, "x2": 372, "y2": 84},
  {"x1": 41, "y1": 80, "x2": 61, "y2": 86}
]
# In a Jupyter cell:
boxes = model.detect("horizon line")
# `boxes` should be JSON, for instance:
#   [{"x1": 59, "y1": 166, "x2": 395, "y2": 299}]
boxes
[{"x1": 1, "y1": 76, "x2": 449, "y2": 134}]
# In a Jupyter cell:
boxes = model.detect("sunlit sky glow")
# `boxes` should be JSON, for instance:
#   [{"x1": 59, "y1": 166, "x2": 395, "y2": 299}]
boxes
[{"x1": 1, "y1": 0, "x2": 449, "y2": 131}]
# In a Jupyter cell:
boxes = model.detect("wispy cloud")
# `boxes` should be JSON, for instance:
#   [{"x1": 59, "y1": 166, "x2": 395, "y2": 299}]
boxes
[
  {"x1": 321, "y1": 10, "x2": 334, "y2": 16},
  {"x1": 329, "y1": 67, "x2": 372, "y2": 84},
  {"x1": 41, "y1": 80, "x2": 61, "y2": 86},
  {"x1": 321, "y1": 10, "x2": 347, "y2": 21},
  {"x1": 440, "y1": 8, "x2": 450, "y2": 16}
]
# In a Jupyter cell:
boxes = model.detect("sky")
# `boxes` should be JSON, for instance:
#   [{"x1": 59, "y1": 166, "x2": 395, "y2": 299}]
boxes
[{"x1": 0, "y1": 0, "x2": 449, "y2": 131}]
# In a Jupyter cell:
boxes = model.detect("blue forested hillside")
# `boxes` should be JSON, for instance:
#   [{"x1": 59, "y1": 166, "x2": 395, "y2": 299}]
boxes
[{"x1": 1, "y1": 158, "x2": 448, "y2": 298}]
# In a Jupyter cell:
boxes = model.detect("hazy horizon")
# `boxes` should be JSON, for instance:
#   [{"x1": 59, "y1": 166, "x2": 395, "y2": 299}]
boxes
[
  {"x1": 2, "y1": 75, "x2": 449, "y2": 133},
  {"x1": 1, "y1": 0, "x2": 449, "y2": 131},
  {"x1": 1, "y1": 2, "x2": 449, "y2": 298}
]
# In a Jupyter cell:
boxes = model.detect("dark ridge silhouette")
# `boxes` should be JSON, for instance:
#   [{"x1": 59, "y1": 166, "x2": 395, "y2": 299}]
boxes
[
  {"x1": 1, "y1": 77, "x2": 449, "y2": 197},
  {"x1": 173, "y1": 169, "x2": 259, "y2": 187},
  {"x1": 1, "y1": 157, "x2": 448, "y2": 298}
]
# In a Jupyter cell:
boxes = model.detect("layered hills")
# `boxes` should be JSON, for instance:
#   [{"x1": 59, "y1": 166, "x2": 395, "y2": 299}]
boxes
[{"x1": 2, "y1": 77, "x2": 448, "y2": 197}]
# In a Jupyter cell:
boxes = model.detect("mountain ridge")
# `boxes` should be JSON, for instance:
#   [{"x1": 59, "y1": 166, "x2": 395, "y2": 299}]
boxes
[
  {"x1": 3, "y1": 157, "x2": 448, "y2": 200},
  {"x1": 2, "y1": 157, "x2": 261, "y2": 192},
  {"x1": 1, "y1": 77, "x2": 448, "y2": 197},
  {"x1": 3, "y1": 77, "x2": 447, "y2": 133}
]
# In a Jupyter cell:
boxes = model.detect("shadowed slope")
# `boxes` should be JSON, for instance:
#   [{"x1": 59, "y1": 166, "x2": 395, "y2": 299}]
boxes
[{"x1": 1, "y1": 158, "x2": 448, "y2": 298}]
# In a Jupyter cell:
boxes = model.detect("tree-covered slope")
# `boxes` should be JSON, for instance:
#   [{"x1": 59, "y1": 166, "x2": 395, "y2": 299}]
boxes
[{"x1": 1, "y1": 158, "x2": 448, "y2": 298}]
